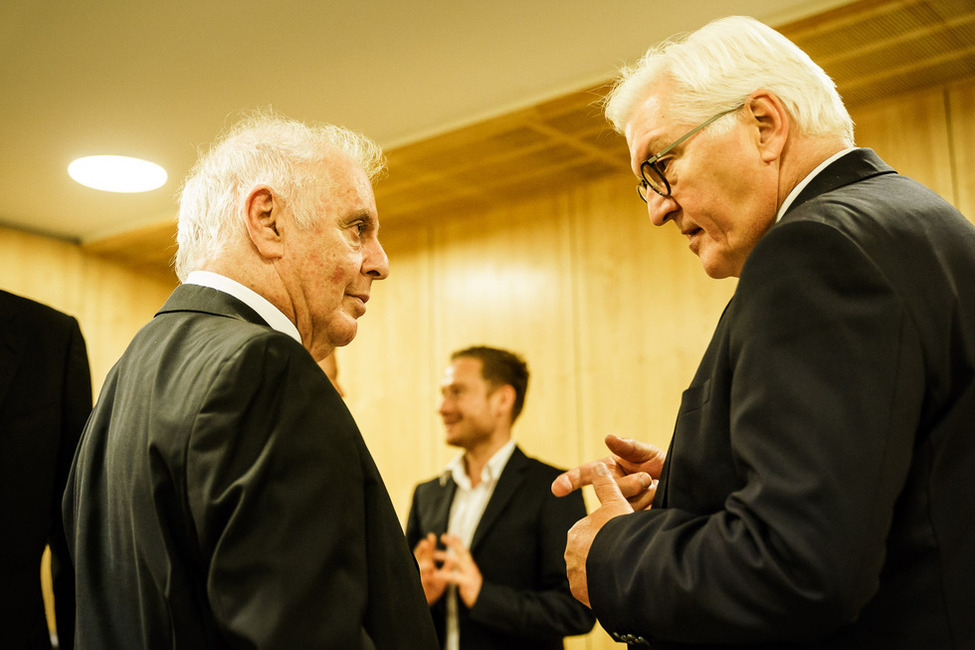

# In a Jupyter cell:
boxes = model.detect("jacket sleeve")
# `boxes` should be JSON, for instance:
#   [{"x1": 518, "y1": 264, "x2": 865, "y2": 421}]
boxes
[
  {"x1": 587, "y1": 220, "x2": 925, "y2": 644},
  {"x1": 471, "y1": 485, "x2": 597, "y2": 640},
  {"x1": 185, "y1": 334, "x2": 377, "y2": 649}
]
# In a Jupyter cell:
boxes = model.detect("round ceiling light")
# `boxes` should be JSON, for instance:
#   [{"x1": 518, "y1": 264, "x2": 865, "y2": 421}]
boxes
[{"x1": 68, "y1": 155, "x2": 168, "y2": 193}]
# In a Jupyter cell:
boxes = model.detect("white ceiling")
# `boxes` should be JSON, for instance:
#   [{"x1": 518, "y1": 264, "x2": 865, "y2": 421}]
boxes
[{"x1": 0, "y1": 0, "x2": 848, "y2": 243}]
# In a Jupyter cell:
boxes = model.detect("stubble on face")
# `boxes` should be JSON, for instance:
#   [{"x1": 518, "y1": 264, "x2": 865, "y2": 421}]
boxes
[{"x1": 439, "y1": 359, "x2": 500, "y2": 452}]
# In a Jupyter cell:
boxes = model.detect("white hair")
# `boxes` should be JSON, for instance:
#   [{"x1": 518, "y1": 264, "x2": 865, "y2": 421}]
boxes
[
  {"x1": 174, "y1": 109, "x2": 385, "y2": 281},
  {"x1": 604, "y1": 16, "x2": 853, "y2": 143}
]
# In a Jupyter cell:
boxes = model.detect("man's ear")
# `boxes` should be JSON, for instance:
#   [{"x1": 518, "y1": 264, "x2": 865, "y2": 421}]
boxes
[
  {"x1": 244, "y1": 186, "x2": 285, "y2": 259},
  {"x1": 491, "y1": 384, "x2": 516, "y2": 419},
  {"x1": 746, "y1": 91, "x2": 790, "y2": 163}
]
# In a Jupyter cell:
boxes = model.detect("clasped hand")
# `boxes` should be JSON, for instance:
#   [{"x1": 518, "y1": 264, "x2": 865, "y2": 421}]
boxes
[
  {"x1": 550, "y1": 434, "x2": 665, "y2": 607},
  {"x1": 413, "y1": 532, "x2": 483, "y2": 607}
]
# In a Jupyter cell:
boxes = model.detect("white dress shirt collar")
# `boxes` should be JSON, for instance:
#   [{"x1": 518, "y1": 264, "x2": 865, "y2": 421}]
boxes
[
  {"x1": 446, "y1": 438, "x2": 517, "y2": 490},
  {"x1": 184, "y1": 270, "x2": 301, "y2": 344}
]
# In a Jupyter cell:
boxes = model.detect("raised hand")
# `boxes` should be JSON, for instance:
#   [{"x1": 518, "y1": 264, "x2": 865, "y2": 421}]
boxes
[
  {"x1": 564, "y1": 463, "x2": 633, "y2": 607},
  {"x1": 435, "y1": 534, "x2": 483, "y2": 608},
  {"x1": 552, "y1": 434, "x2": 665, "y2": 510},
  {"x1": 413, "y1": 532, "x2": 449, "y2": 605}
]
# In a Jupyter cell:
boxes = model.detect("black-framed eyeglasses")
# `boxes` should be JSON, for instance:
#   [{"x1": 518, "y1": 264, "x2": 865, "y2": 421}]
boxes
[{"x1": 637, "y1": 105, "x2": 744, "y2": 202}]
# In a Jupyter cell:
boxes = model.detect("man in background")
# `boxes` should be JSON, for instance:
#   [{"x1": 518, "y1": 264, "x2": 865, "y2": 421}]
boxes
[
  {"x1": 1, "y1": 289, "x2": 91, "y2": 650},
  {"x1": 407, "y1": 346, "x2": 594, "y2": 650},
  {"x1": 553, "y1": 15, "x2": 975, "y2": 649},
  {"x1": 63, "y1": 112, "x2": 437, "y2": 648}
]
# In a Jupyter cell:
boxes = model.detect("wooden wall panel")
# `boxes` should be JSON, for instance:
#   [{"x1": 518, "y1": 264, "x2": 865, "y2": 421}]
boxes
[
  {"x1": 0, "y1": 228, "x2": 86, "y2": 319},
  {"x1": 0, "y1": 226, "x2": 176, "y2": 394},
  {"x1": 848, "y1": 85, "x2": 955, "y2": 205},
  {"x1": 567, "y1": 172, "x2": 736, "y2": 460},
  {"x1": 429, "y1": 191, "x2": 581, "y2": 473},
  {"x1": 78, "y1": 260, "x2": 177, "y2": 389}
]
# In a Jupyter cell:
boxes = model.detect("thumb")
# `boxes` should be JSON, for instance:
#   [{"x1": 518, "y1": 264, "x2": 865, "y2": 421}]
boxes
[
  {"x1": 590, "y1": 463, "x2": 628, "y2": 508},
  {"x1": 551, "y1": 472, "x2": 574, "y2": 497}
]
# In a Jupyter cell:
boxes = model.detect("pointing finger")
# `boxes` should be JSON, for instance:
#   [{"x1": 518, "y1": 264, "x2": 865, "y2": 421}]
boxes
[{"x1": 551, "y1": 459, "x2": 615, "y2": 496}]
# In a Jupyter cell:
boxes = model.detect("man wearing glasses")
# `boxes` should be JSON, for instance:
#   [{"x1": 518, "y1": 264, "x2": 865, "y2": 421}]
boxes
[{"x1": 553, "y1": 15, "x2": 975, "y2": 649}]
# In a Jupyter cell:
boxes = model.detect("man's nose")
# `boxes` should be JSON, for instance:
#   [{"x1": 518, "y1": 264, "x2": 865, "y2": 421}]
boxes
[
  {"x1": 364, "y1": 237, "x2": 390, "y2": 279},
  {"x1": 645, "y1": 191, "x2": 677, "y2": 227}
]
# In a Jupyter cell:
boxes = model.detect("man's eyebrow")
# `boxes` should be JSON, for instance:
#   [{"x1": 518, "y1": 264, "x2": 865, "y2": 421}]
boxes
[
  {"x1": 345, "y1": 210, "x2": 377, "y2": 225},
  {"x1": 632, "y1": 138, "x2": 659, "y2": 173}
]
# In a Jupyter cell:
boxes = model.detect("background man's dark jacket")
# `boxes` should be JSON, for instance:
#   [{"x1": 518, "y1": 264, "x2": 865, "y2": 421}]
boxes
[
  {"x1": 407, "y1": 446, "x2": 595, "y2": 649},
  {"x1": 1, "y1": 290, "x2": 91, "y2": 650}
]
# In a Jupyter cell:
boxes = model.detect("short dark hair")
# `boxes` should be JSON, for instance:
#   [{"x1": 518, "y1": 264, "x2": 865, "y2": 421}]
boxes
[{"x1": 451, "y1": 346, "x2": 530, "y2": 423}]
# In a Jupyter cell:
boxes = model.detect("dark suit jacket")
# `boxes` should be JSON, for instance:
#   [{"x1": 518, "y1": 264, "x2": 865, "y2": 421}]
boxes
[
  {"x1": 1, "y1": 290, "x2": 91, "y2": 650},
  {"x1": 405, "y1": 446, "x2": 595, "y2": 649},
  {"x1": 587, "y1": 149, "x2": 975, "y2": 648},
  {"x1": 63, "y1": 284, "x2": 438, "y2": 649}
]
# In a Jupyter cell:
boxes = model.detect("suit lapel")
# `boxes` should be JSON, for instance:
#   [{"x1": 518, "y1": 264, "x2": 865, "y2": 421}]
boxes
[
  {"x1": 430, "y1": 474, "x2": 457, "y2": 535},
  {"x1": 470, "y1": 446, "x2": 529, "y2": 554}
]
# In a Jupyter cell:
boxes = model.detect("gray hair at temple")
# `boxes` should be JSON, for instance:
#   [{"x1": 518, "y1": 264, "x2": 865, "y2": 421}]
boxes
[
  {"x1": 604, "y1": 16, "x2": 854, "y2": 145},
  {"x1": 174, "y1": 110, "x2": 385, "y2": 281}
]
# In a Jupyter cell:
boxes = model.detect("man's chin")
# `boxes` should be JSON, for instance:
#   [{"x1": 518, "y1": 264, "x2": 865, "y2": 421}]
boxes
[
  {"x1": 698, "y1": 250, "x2": 738, "y2": 279},
  {"x1": 327, "y1": 320, "x2": 358, "y2": 349}
]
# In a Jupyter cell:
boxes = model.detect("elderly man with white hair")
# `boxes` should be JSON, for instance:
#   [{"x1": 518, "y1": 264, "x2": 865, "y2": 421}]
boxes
[
  {"x1": 64, "y1": 112, "x2": 438, "y2": 649},
  {"x1": 554, "y1": 16, "x2": 975, "y2": 649}
]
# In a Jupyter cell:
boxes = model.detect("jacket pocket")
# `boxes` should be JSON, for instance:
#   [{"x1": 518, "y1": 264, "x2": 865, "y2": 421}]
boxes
[{"x1": 678, "y1": 379, "x2": 711, "y2": 414}]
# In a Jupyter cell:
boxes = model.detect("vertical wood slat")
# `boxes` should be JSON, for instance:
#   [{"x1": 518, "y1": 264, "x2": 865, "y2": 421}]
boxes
[{"x1": 849, "y1": 85, "x2": 955, "y2": 202}]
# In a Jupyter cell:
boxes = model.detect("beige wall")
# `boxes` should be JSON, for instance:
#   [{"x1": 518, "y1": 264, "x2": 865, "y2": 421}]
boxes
[
  {"x1": 0, "y1": 227, "x2": 177, "y2": 395},
  {"x1": 848, "y1": 79, "x2": 975, "y2": 217},
  {"x1": 4, "y1": 77, "x2": 971, "y2": 649}
]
